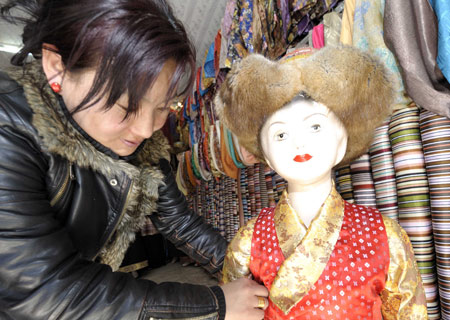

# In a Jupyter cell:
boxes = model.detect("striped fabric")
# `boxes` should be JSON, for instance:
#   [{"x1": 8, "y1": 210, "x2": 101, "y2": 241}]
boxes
[
  {"x1": 388, "y1": 105, "x2": 439, "y2": 318},
  {"x1": 369, "y1": 121, "x2": 399, "y2": 221},
  {"x1": 191, "y1": 175, "x2": 240, "y2": 241},
  {"x1": 420, "y1": 109, "x2": 450, "y2": 319},
  {"x1": 350, "y1": 154, "x2": 377, "y2": 208},
  {"x1": 259, "y1": 163, "x2": 269, "y2": 209},
  {"x1": 334, "y1": 164, "x2": 355, "y2": 203}
]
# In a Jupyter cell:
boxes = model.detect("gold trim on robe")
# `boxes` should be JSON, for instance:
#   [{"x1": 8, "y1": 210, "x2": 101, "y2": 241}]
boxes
[
  {"x1": 221, "y1": 217, "x2": 256, "y2": 284},
  {"x1": 380, "y1": 216, "x2": 428, "y2": 319},
  {"x1": 270, "y1": 187, "x2": 345, "y2": 314}
]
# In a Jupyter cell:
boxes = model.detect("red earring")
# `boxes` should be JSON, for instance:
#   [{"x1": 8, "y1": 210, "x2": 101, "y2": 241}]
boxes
[{"x1": 50, "y1": 82, "x2": 61, "y2": 93}]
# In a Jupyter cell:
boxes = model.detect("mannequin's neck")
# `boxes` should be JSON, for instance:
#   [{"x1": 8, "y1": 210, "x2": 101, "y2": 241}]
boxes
[{"x1": 287, "y1": 177, "x2": 333, "y2": 228}]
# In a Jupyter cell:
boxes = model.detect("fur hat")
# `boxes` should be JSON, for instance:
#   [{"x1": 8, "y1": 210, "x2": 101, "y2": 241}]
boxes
[{"x1": 214, "y1": 45, "x2": 394, "y2": 166}]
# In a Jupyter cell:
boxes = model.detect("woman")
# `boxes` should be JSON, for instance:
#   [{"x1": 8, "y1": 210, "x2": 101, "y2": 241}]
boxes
[
  {"x1": 0, "y1": 0, "x2": 267, "y2": 319},
  {"x1": 215, "y1": 46, "x2": 428, "y2": 319}
]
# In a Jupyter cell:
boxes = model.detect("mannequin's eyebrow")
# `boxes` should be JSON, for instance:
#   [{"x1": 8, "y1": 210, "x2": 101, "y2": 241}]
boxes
[
  {"x1": 303, "y1": 112, "x2": 327, "y2": 121},
  {"x1": 267, "y1": 111, "x2": 328, "y2": 130}
]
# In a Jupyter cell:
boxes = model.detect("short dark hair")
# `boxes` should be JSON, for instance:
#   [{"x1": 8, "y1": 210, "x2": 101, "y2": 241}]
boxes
[{"x1": 1, "y1": 0, "x2": 196, "y2": 117}]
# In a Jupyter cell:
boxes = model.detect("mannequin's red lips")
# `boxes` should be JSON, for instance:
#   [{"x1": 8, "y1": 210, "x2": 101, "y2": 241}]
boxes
[{"x1": 294, "y1": 154, "x2": 312, "y2": 162}]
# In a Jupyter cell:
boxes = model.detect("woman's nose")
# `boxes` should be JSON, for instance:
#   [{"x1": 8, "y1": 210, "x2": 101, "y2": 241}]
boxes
[{"x1": 131, "y1": 113, "x2": 154, "y2": 139}]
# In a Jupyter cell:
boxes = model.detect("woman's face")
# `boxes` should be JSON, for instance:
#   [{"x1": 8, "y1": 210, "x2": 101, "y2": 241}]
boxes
[
  {"x1": 61, "y1": 61, "x2": 176, "y2": 156},
  {"x1": 260, "y1": 99, "x2": 347, "y2": 187}
]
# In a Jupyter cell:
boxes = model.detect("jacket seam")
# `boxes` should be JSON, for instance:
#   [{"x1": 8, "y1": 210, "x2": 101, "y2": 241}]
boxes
[{"x1": 172, "y1": 232, "x2": 221, "y2": 271}]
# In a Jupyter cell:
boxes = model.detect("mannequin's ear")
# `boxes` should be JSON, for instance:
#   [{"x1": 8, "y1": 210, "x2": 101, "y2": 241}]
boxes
[
  {"x1": 41, "y1": 44, "x2": 65, "y2": 85},
  {"x1": 239, "y1": 145, "x2": 260, "y2": 165}
]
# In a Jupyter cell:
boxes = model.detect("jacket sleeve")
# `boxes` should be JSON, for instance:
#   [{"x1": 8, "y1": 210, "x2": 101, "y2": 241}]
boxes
[
  {"x1": 151, "y1": 159, "x2": 228, "y2": 275},
  {"x1": 0, "y1": 112, "x2": 225, "y2": 320}
]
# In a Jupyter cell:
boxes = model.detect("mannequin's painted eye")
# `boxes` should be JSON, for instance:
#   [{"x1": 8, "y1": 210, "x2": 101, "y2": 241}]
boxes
[
  {"x1": 311, "y1": 124, "x2": 321, "y2": 132},
  {"x1": 276, "y1": 132, "x2": 287, "y2": 141}
]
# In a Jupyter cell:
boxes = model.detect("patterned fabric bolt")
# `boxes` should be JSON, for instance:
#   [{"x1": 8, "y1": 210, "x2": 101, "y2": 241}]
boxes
[
  {"x1": 369, "y1": 121, "x2": 399, "y2": 221},
  {"x1": 335, "y1": 164, "x2": 355, "y2": 203},
  {"x1": 388, "y1": 105, "x2": 439, "y2": 318},
  {"x1": 420, "y1": 109, "x2": 450, "y2": 319},
  {"x1": 350, "y1": 154, "x2": 377, "y2": 208}
]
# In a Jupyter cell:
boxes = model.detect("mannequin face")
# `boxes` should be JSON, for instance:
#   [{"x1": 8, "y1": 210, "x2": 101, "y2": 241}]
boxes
[{"x1": 260, "y1": 99, "x2": 347, "y2": 187}]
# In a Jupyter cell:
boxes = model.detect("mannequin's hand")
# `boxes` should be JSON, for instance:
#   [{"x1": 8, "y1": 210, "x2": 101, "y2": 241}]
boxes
[{"x1": 221, "y1": 277, "x2": 268, "y2": 320}]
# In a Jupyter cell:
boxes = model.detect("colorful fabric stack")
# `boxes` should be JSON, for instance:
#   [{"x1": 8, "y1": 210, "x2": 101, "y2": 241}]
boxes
[
  {"x1": 334, "y1": 164, "x2": 354, "y2": 203},
  {"x1": 388, "y1": 104, "x2": 439, "y2": 317},
  {"x1": 189, "y1": 175, "x2": 240, "y2": 242},
  {"x1": 350, "y1": 153, "x2": 377, "y2": 208},
  {"x1": 368, "y1": 121, "x2": 399, "y2": 221}
]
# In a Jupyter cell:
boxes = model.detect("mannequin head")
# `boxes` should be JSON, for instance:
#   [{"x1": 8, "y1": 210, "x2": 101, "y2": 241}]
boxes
[
  {"x1": 215, "y1": 46, "x2": 394, "y2": 167},
  {"x1": 260, "y1": 94, "x2": 347, "y2": 187}
]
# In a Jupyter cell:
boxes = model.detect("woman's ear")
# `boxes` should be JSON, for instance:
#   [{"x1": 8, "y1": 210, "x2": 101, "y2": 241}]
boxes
[{"x1": 41, "y1": 44, "x2": 65, "y2": 85}]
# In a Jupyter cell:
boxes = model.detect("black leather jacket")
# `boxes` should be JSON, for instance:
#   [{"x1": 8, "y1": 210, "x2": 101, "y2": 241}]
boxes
[{"x1": 0, "y1": 67, "x2": 227, "y2": 319}]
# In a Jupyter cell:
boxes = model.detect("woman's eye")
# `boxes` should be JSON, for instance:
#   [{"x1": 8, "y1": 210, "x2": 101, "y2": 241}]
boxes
[
  {"x1": 157, "y1": 107, "x2": 170, "y2": 113},
  {"x1": 116, "y1": 104, "x2": 128, "y2": 113},
  {"x1": 311, "y1": 124, "x2": 321, "y2": 132}
]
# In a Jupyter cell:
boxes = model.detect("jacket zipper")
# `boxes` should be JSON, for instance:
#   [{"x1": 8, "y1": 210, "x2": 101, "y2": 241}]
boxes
[
  {"x1": 92, "y1": 179, "x2": 134, "y2": 261},
  {"x1": 50, "y1": 161, "x2": 74, "y2": 207},
  {"x1": 149, "y1": 313, "x2": 217, "y2": 320}
]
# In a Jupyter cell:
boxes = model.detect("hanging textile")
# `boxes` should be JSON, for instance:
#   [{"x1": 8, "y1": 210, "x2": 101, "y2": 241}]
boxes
[
  {"x1": 388, "y1": 105, "x2": 440, "y2": 319},
  {"x1": 352, "y1": 0, "x2": 412, "y2": 110},
  {"x1": 225, "y1": 0, "x2": 255, "y2": 67},
  {"x1": 288, "y1": 0, "x2": 337, "y2": 43},
  {"x1": 427, "y1": 0, "x2": 450, "y2": 83},
  {"x1": 323, "y1": 11, "x2": 342, "y2": 46},
  {"x1": 252, "y1": 0, "x2": 286, "y2": 59},
  {"x1": 311, "y1": 23, "x2": 324, "y2": 48},
  {"x1": 339, "y1": 0, "x2": 355, "y2": 45},
  {"x1": 384, "y1": 0, "x2": 450, "y2": 119},
  {"x1": 420, "y1": 109, "x2": 450, "y2": 319}
]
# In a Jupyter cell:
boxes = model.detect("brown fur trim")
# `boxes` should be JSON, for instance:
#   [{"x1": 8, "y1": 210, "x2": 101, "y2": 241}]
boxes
[
  {"x1": 8, "y1": 61, "x2": 170, "y2": 271},
  {"x1": 214, "y1": 45, "x2": 394, "y2": 166}
]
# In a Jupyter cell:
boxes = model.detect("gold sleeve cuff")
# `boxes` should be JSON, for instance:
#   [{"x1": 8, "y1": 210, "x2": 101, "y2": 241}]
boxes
[
  {"x1": 381, "y1": 216, "x2": 428, "y2": 319},
  {"x1": 221, "y1": 218, "x2": 257, "y2": 284}
]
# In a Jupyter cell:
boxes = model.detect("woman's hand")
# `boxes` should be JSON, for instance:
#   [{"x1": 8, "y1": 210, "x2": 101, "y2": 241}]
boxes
[{"x1": 220, "y1": 277, "x2": 269, "y2": 320}]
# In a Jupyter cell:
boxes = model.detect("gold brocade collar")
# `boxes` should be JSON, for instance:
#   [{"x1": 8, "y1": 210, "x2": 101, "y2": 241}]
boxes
[{"x1": 270, "y1": 187, "x2": 345, "y2": 314}]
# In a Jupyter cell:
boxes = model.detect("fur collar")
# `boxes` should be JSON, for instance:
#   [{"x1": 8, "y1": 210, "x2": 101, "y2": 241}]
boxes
[{"x1": 8, "y1": 61, "x2": 170, "y2": 271}]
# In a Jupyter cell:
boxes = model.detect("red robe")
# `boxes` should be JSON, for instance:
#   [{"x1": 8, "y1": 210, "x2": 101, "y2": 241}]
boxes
[{"x1": 250, "y1": 201, "x2": 389, "y2": 320}]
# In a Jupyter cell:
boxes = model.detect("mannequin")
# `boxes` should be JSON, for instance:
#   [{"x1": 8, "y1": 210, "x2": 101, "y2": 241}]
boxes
[
  {"x1": 215, "y1": 46, "x2": 428, "y2": 319},
  {"x1": 260, "y1": 97, "x2": 347, "y2": 227}
]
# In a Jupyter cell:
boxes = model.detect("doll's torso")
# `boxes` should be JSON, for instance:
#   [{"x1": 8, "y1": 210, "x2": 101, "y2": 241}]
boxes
[{"x1": 249, "y1": 201, "x2": 389, "y2": 320}]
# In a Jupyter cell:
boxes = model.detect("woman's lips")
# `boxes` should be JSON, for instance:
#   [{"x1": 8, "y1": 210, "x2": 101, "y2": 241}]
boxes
[
  {"x1": 123, "y1": 139, "x2": 142, "y2": 147},
  {"x1": 293, "y1": 154, "x2": 312, "y2": 162}
]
